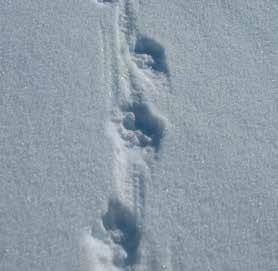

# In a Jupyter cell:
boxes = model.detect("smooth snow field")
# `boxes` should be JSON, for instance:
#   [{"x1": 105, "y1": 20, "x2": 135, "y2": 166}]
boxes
[{"x1": 1, "y1": 0, "x2": 277, "y2": 270}]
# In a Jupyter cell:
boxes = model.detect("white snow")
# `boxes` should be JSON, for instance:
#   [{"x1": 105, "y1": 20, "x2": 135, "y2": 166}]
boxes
[
  {"x1": 1, "y1": 0, "x2": 277, "y2": 270},
  {"x1": 79, "y1": 229, "x2": 124, "y2": 271}
]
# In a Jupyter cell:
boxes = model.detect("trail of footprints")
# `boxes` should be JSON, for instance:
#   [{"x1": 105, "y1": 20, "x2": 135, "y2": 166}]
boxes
[{"x1": 91, "y1": 1, "x2": 171, "y2": 270}]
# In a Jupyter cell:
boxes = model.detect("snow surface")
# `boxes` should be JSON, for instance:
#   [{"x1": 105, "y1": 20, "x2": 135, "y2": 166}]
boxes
[{"x1": 1, "y1": 0, "x2": 277, "y2": 270}]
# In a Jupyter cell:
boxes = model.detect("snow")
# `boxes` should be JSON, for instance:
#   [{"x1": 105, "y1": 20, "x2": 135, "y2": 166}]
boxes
[
  {"x1": 1, "y1": 0, "x2": 277, "y2": 270},
  {"x1": 79, "y1": 229, "x2": 124, "y2": 271}
]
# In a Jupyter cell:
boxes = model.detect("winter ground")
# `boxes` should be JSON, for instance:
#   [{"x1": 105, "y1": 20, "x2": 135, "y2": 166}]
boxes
[{"x1": 0, "y1": 0, "x2": 277, "y2": 270}]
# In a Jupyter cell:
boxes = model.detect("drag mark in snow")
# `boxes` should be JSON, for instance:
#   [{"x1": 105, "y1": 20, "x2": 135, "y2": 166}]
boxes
[
  {"x1": 88, "y1": 0, "x2": 172, "y2": 270},
  {"x1": 105, "y1": 0, "x2": 170, "y2": 223}
]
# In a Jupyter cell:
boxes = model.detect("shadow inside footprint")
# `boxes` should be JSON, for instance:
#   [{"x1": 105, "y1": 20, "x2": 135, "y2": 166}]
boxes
[
  {"x1": 97, "y1": 0, "x2": 117, "y2": 3},
  {"x1": 102, "y1": 198, "x2": 141, "y2": 267},
  {"x1": 124, "y1": 101, "x2": 165, "y2": 151},
  {"x1": 134, "y1": 37, "x2": 168, "y2": 74}
]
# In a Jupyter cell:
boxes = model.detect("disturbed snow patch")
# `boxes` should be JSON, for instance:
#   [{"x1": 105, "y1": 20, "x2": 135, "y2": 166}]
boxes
[
  {"x1": 99, "y1": 0, "x2": 172, "y2": 270},
  {"x1": 79, "y1": 230, "x2": 122, "y2": 271},
  {"x1": 79, "y1": 197, "x2": 142, "y2": 271},
  {"x1": 134, "y1": 37, "x2": 169, "y2": 74},
  {"x1": 102, "y1": 198, "x2": 142, "y2": 268},
  {"x1": 96, "y1": 0, "x2": 117, "y2": 3},
  {"x1": 124, "y1": 100, "x2": 165, "y2": 151}
]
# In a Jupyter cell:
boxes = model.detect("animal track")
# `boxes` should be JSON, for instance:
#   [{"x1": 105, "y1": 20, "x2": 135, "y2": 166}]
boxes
[
  {"x1": 102, "y1": 198, "x2": 141, "y2": 268},
  {"x1": 97, "y1": 0, "x2": 117, "y2": 3},
  {"x1": 134, "y1": 37, "x2": 169, "y2": 74},
  {"x1": 122, "y1": 100, "x2": 165, "y2": 151},
  {"x1": 97, "y1": 0, "x2": 171, "y2": 270}
]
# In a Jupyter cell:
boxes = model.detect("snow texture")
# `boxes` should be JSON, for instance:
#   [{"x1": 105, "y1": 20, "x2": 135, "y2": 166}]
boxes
[{"x1": 1, "y1": 0, "x2": 277, "y2": 270}]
